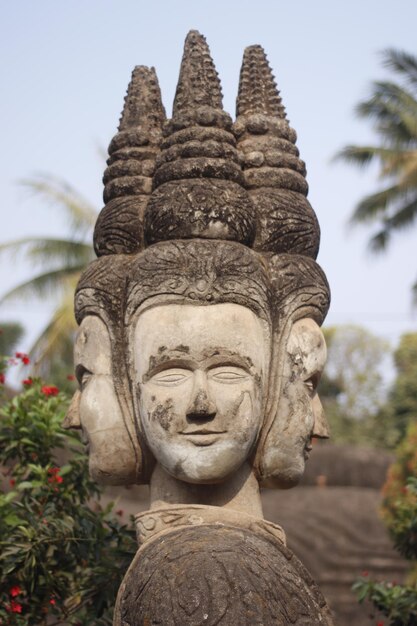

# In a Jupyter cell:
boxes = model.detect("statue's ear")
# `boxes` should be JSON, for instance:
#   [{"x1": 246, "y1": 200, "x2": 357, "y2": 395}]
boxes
[{"x1": 256, "y1": 318, "x2": 328, "y2": 489}]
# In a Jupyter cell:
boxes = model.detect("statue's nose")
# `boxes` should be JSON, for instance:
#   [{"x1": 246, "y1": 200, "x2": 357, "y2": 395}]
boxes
[
  {"x1": 62, "y1": 390, "x2": 82, "y2": 430},
  {"x1": 186, "y1": 372, "x2": 216, "y2": 423},
  {"x1": 311, "y1": 395, "x2": 330, "y2": 439}
]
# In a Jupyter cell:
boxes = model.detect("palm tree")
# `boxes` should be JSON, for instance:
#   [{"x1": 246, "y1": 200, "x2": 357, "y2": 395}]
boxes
[
  {"x1": 0, "y1": 173, "x2": 97, "y2": 378},
  {"x1": 336, "y1": 49, "x2": 417, "y2": 297}
]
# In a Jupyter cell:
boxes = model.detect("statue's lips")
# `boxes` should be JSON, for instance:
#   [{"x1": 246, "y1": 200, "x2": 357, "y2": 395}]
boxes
[{"x1": 180, "y1": 429, "x2": 226, "y2": 447}]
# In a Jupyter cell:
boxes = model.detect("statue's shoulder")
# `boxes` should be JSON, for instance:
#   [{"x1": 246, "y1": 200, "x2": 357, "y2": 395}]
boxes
[{"x1": 115, "y1": 522, "x2": 334, "y2": 626}]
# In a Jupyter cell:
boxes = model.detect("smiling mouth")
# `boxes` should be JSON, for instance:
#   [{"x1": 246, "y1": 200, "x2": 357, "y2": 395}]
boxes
[{"x1": 181, "y1": 429, "x2": 226, "y2": 447}]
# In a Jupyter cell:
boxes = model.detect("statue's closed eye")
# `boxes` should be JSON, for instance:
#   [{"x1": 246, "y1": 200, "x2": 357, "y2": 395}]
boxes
[
  {"x1": 208, "y1": 368, "x2": 249, "y2": 383},
  {"x1": 150, "y1": 369, "x2": 192, "y2": 386}
]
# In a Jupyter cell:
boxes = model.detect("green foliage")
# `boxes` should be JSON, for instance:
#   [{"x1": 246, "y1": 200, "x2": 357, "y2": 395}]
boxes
[
  {"x1": 0, "y1": 360, "x2": 136, "y2": 625},
  {"x1": 382, "y1": 425, "x2": 417, "y2": 562},
  {"x1": 0, "y1": 174, "x2": 97, "y2": 378},
  {"x1": 382, "y1": 334, "x2": 417, "y2": 443},
  {"x1": 320, "y1": 325, "x2": 394, "y2": 447},
  {"x1": 335, "y1": 48, "x2": 417, "y2": 300},
  {"x1": 0, "y1": 323, "x2": 24, "y2": 356},
  {"x1": 353, "y1": 423, "x2": 417, "y2": 625},
  {"x1": 353, "y1": 577, "x2": 417, "y2": 626}
]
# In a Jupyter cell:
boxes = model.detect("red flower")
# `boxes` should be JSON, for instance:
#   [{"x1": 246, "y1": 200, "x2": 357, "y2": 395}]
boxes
[
  {"x1": 47, "y1": 467, "x2": 63, "y2": 485},
  {"x1": 49, "y1": 597, "x2": 56, "y2": 606},
  {"x1": 15, "y1": 352, "x2": 30, "y2": 365},
  {"x1": 9, "y1": 478, "x2": 16, "y2": 487},
  {"x1": 9, "y1": 586, "x2": 22, "y2": 597},
  {"x1": 10, "y1": 601, "x2": 22, "y2": 613},
  {"x1": 67, "y1": 374, "x2": 75, "y2": 381},
  {"x1": 0, "y1": 372, "x2": 4, "y2": 384},
  {"x1": 41, "y1": 385, "x2": 59, "y2": 396},
  {"x1": 22, "y1": 378, "x2": 32, "y2": 386},
  {"x1": 361, "y1": 570, "x2": 369, "y2": 577},
  {"x1": 116, "y1": 509, "x2": 124, "y2": 516}
]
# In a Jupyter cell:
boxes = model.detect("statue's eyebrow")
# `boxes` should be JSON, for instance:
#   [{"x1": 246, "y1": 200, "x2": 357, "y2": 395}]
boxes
[
  {"x1": 142, "y1": 349, "x2": 256, "y2": 383},
  {"x1": 143, "y1": 352, "x2": 198, "y2": 382},
  {"x1": 204, "y1": 350, "x2": 254, "y2": 372}
]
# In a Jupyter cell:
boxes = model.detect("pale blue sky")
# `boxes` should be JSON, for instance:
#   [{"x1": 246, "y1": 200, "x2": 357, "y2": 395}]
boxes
[{"x1": 1, "y1": 0, "x2": 416, "y2": 361}]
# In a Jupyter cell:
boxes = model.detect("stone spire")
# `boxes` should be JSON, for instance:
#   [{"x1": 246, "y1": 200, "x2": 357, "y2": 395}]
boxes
[
  {"x1": 173, "y1": 30, "x2": 223, "y2": 114},
  {"x1": 235, "y1": 46, "x2": 320, "y2": 259},
  {"x1": 144, "y1": 30, "x2": 256, "y2": 247},
  {"x1": 93, "y1": 66, "x2": 165, "y2": 256},
  {"x1": 237, "y1": 45, "x2": 286, "y2": 119}
]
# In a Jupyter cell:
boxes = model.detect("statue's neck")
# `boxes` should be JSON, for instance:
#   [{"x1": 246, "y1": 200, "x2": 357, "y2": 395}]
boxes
[{"x1": 149, "y1": 462, "x2": 263, "y2": 519}]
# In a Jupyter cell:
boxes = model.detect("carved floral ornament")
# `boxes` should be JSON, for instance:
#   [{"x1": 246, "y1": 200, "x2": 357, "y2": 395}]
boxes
[{"x1": 65, "y1": 30, "x2": 333, "y2": 625}]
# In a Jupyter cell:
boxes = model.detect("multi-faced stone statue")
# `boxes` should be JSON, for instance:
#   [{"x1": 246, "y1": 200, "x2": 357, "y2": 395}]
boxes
[{"x1": 65, "y1": 31, "x2": 334, "y2": 625}]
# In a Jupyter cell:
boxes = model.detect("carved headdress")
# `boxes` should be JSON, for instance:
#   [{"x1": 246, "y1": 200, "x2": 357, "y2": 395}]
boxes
[{"x1": 75, "y1": 31, "x2": 330, "y2": 486}]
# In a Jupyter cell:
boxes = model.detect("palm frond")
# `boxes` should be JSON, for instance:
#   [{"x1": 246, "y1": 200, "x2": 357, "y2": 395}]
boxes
[
  {"x1": 334, "y1": 146, "x2": 378, "y2": 168},
  {"x1": 30, "y1": 290, "x2": 78, "y2": 371},
  {"x1": 0, "y1": 266, "x2": 85, "y2": 304},
  {"x1": 366, "y1": 196, "x2": 417, "y2": 254},
  {"x1": 383, "y1": 49, "x2": 417, "y2": 91},
  {"x1": 383, "y1": 195, "x2": 417, "y2": 230},
  {"x1": 357, "y1": 83, "x2": 417, "y2": 144},
  {"x1": 334, "y1": 145, "x2": 415, "y2": 173},
  {"x1": 350, "y1": 185, "x2": 407, "y2": 224},
  {"x1": 412, "y1": 277, "x2": 417, "y2": 307},
  {"x1": 20, "y1": 174, "x2": 98, "y2": 236},
  {"x1": 0, "y1": 237, "x2": 94, "y2": 268},
  {"x1": 368, "y1": 229, "x2": 390, "y2": 253}
]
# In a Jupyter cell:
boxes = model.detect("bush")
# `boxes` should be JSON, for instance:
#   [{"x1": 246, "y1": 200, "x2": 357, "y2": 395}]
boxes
[
  {"x1": 0, "y1": 357, "x2": 137, "y2": 625},
  {"x1": 353, "y1": 422, "x2": 417, "y2": 625}
]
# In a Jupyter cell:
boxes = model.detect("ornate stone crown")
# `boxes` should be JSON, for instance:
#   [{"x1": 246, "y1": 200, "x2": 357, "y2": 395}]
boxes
[{"x1": 75, "y1": 30, "x2": 330, "y2": 487}]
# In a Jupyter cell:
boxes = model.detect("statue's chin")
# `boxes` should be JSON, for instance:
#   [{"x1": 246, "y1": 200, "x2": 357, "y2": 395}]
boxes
[
  {"x1": 160, "y1": 450, "x2": 246, "y2": 485},
  {"x1": 260, "y1": 450, "x2": 305, "y2": 489},
  {"x1": 163, "y1": 461, "x2": 241, "y2": 485},
  {"x1": 89, "y1": 452, "x2": 137, "y2": 486}
]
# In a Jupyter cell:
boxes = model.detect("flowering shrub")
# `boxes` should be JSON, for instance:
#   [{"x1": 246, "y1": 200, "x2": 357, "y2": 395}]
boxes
[
  {"x1": 353, "y1": 422, "x2": 417, "y2": 626},
  {"x1": 0, "y1": 358, "x2": 137, "y2": 625}
]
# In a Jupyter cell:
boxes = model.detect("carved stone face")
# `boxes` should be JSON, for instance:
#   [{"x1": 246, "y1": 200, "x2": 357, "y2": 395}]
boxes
[
  {"x1": 261, "y1": 318, "x2": 328, "y2": 488},
  {"x1": 67, "y1": 316, "x2": 136, "y2": 484},
  {"x1": 133, "y1": 303, "x2": 269, "y2": 484}
]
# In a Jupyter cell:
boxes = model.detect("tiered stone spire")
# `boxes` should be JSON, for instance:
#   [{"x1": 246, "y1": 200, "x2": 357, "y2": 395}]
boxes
[
  {"x1": 93, "y1": 66, "x2": 165, "y2": 256},
  {"x1": 235, "y1": 45, "x2": 320, "y2": 258},
  {"x1": 236, "y1": 44, "x2": 286, "y2": 119},
  {"x1": 144, "y1": 31, "x2": 256, "y2": 246}
]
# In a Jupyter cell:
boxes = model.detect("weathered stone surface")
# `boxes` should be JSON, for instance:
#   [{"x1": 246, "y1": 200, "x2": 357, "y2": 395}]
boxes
[
  {"x1": 115, "y1": 526, "x2": 334, "y2": 626},
  {"x1": 144, "y1": 31, "x2": 256, "y2": 246},
  {"x1": 235, "y1": 45, "x2": 320, "y2": 258},
  {"x1": 134, "y1": 303, "x2": 268, "y2": 484},
  {"x1": 144, "y1": 179, "x2": 255, "y2": 244},
  {"x1": 94, "y1": 66, "x2": 165, "y2": 256},
  {"x1": 65, "y1": 30, "x2": 335, "y2": 626},
  {"x1": 263, "y1": 445, "x2": 409, "y2": 626},
  {"x1": 250, "y1": 189, "x2": 320, "y2": 257}
]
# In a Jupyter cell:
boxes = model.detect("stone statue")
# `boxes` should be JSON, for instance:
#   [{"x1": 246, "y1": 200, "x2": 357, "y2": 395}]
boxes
[{"x1": 64, "y1": 31, "x2": 334, "y2": 625}]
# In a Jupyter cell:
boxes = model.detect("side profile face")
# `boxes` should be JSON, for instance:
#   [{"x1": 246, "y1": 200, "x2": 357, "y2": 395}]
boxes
[
  {"x1": 261, "y1": 318, "x2": 328, "y2": 488},
  {"x1": 133, "y1": 303, "x2": 269, "y2": 484},
  {"x1": 64, "y1": 315, "x2": 136, "y2": 485}
]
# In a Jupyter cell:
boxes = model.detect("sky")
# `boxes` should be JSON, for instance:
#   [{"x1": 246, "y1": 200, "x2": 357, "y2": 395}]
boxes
[{"x1": 1, "y1": 0, "x2": 416, "y2": 368}]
